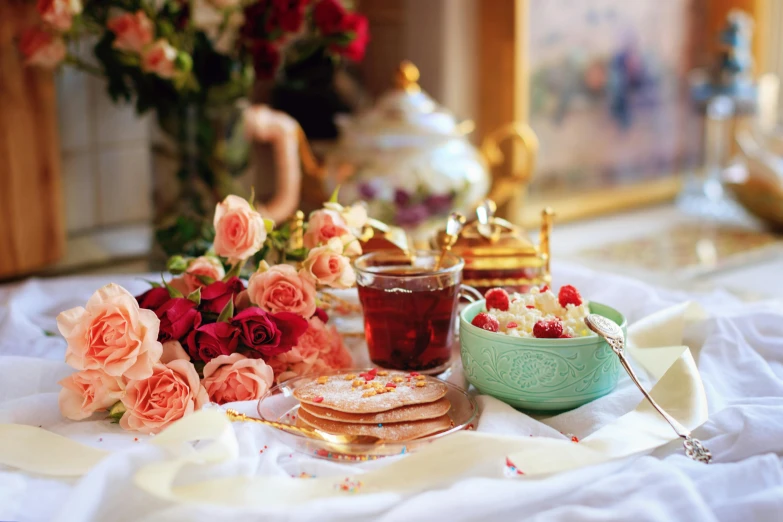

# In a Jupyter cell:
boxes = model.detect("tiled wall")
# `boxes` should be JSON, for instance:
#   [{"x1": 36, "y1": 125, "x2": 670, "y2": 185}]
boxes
[{"x1": 56, "y1": 67, "x2": 153, "y2": 235}]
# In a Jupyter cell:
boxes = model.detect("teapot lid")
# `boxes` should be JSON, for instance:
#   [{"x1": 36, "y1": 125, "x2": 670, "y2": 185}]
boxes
[{"x1": 336, "y1": 61, "x2": 464, "y2": 140}]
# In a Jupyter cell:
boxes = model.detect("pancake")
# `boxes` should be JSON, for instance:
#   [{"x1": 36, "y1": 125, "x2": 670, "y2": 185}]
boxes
[
  {"x1": 293, "y1": 371, "x2": 448, "y2": 414},
  {"x1": 300, "y1": 397, "x2": 451, "y2": 424},
  {"x1": 296, "y1": 408, "x2": 453, "y2": 442}
]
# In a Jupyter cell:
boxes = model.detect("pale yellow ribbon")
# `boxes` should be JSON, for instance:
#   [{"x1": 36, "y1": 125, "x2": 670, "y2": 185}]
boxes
[{"x1": 0, "y1": 302, "x2": 708, "y2": 507}]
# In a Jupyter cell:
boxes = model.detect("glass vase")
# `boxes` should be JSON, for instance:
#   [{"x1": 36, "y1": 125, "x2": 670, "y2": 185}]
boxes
[{"x1": 151, "y1": 100, "x2": 251, "y2": 258}]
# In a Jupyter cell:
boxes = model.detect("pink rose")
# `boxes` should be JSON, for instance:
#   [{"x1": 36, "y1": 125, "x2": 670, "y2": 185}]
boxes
[
  {"x1": 17, "y1": 27, "x2": 66, "y2": 68},
  {"x1": 120, "y1": 360, "x2": 208, "y2": 434},
  {"x1": 303, "y1": 209, "x2": 350, "y2": 249},
  {"x1": 183, "y1": 256, "x2": 225, "y2": 293},
  {"x1": 37, "y1": 0, "x2": 81, "y2": 31},
  {"x1": 247, "y1": 264, "x2": 316, "y2": 317},
  {"x1": 58, "y1": 369, "x2": 124, "y2": 420},
  {"x1": 202, "y1": 353, "x2": 274, "y2": 404},
  {"x1": 213, "y1": 195, "x2": 267, "y2": 263},
  {"x1": 141, "y1": 39, "x2": 178, "y2": 79},
  {"x1": 57, "y1": 284, "x2": 162, "y2": 380},
  {"x1": 317, "y1": 321, "x2": 353, "y2": 370},
  {"x1": 160, "y1": 340, "x2": 190, "y2": 363},
  {"x1": 300, "y1": 237, "x2": 355, "y2": 289},
  {"x1": 168, "y1": 276, "x2": 190, "y2": 296},
  {"x1": 107, "y1": 10, "x2": 153, "y2": 53}
]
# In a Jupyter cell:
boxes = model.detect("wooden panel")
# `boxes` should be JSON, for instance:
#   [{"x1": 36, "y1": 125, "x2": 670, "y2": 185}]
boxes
[{"x1": 0, "y1": 1, "x2": 65, "y2": 278}]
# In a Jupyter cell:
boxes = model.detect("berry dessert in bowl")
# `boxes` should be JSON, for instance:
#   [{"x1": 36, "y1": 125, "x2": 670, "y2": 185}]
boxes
[{"x1": 460, "y1": 285, "x2": 626, "y2": 411}]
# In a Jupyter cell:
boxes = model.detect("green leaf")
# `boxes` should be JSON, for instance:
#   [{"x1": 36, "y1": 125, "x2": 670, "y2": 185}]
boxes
[
  {"x1": 217, "y1": 298, "x2": 234, "y2": 323},
  {"x1": 248, "y1": 186, "x2": 256, "y2": 206},
  {"x1": 43, "y1": 329, "x2": 57, "y2": 337},
  {"x1": 264, "y1": 218, "x2": 275, "y2": 233},
  {"x1": 285, "y1": 247, "x2": 309, "y2": 261},
  {"x1": 223, "y1": 260, "x2": 244, "y2": 281},
  {"x1": 162, "y1": 274, "x2": 184, "y2": 298},
  {"x1": 139, "y1": 278, "x2": 162, "y2": 288},
  {"x1": 187, "y1": 286, "x2": 202, "y2": 305},
  {"x1": 328, "y1": 185, "x2": 341, "y2": 203},
  {"x1": 195, "y1": 274, "x2": 216, "y2": 286},
  {"x1": 108, "y1": 401, "x2": 126, "y2": 422}
]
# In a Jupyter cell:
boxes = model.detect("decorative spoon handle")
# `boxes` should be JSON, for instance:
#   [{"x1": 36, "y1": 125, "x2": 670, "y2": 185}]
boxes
[
  {"x1": 584, "y1": 314, "x2": 712, "y2": 464},
  {"x1": 225, "y1": 409, "x2": 322, "y2": 440}
]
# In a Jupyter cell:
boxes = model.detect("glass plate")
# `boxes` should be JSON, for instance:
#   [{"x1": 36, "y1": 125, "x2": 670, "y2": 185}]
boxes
[{"x1": 256, "y1": 369, "x2": 479, "y2": 462}]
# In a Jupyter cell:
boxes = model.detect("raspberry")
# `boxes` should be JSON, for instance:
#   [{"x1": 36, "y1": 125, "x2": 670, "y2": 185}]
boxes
[
  {"x1": 485, "y1": 288, "x2": 510, "y2": 311},
  {"x1": 558, "y1": 285, "x2": 583, "y2": 308},
  {"x1": 471, "y1": 312, "x2": 499, "y2": 332},
  {"x1": 559, "y1": 332, "x2": 572, "y2": 339},
  {"x1": 533, "y1": 319, "x2": 563, "y2": 338}
]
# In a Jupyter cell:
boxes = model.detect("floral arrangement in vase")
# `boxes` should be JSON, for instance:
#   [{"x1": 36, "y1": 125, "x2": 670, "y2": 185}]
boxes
[
  {"x1": 17, "y1": 0, "x2": 369, "y2": 252},
  {"x1": 56, "y1": 194, "x2": 367, "y2": 434}
]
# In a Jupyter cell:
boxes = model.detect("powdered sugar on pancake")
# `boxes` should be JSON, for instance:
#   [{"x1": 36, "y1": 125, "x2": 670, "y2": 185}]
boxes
[{"x1": 294, "y1": 371, "x2": 448, "y2": 413}]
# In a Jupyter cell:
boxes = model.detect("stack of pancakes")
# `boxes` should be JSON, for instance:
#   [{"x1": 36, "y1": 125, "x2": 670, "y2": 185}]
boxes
[{"x1": 293, "y1": 369, "x2": 453, "y2": 442}]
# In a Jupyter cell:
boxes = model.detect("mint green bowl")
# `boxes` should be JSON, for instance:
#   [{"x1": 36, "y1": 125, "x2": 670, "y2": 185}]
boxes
[{"x1": 460, "y1": 300, "x2": 626, "y2": 412}]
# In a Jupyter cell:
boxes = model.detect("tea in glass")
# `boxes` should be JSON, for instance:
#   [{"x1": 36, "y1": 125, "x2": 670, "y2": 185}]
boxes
[{"x1": 355, "y1": 251, "x2": 464, "y2": 373}]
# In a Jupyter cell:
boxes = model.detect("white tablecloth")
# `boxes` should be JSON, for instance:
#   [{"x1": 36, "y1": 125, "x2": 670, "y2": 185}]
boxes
[{"x1": 1, "y1": 263, "x2": 782, "y2": 522}]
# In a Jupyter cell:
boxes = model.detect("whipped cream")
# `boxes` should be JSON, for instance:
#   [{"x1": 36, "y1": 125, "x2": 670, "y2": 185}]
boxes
[{"x1": 487, "y1": 287, "x2": 593, "y2": 338}]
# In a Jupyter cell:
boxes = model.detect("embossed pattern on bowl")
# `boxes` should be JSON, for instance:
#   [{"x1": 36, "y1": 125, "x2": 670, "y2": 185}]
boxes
[{"x1": 460, "y1": 301, "x2": 626, "y2": 411}]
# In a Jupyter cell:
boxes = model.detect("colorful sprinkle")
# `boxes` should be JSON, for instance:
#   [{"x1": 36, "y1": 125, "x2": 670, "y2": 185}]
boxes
[
  {"x1": 378, "y1": 423, "x2": 383, "y2": 427},
  {"x1": 505, "y1": 457, "x2": 525, "y2": 476},
  {"x1": 335, "y1": 478, "x2": 362, "y2": 493},
  {"x1": 313, "y1": 396, "x2": 324, "y2": 403},
  {"x1": 386, "y1": 382, "x2": 396, "y2": 388}
]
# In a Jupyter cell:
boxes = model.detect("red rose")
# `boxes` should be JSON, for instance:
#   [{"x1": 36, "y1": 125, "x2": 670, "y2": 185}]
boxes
[
  {"x1": 313, "y1": 0, "x2": 346, "y2": 34},
  {"x1": 200, "y1": 277, "x2": 246, "y2": 315},
  {"x1": 232, "y1": 308, "x2": 308, "y2": 357},
  {"x1": 155, "y1": 298, "x2": 202, "y2": 342},
  {"x1": 313, "y1": 307, "x2": 329, "y2": 324},
  {"x1": 270, "y1": 311, "x2": 309, "y2": 354},
  {"x1": 330, "y1": 13, "x2": 369, "y2": 61},
  {"x1": 136, "y1": 286, "x2": 171, "y2": 311},
  {"x1": 186, "y1": 322, "x2": 240, "y2": 363},
  {"x1": 250, "y1": 40, "x2": 280, "y2": 79},
  {"x1": 266, "y1": 0, "x2": 308, "y2": 34}
]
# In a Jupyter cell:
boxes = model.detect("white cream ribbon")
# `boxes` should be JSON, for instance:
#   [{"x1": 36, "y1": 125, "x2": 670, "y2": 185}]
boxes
[{"x1": 0, "y1": 302, "x2": 708, "y2": 506}]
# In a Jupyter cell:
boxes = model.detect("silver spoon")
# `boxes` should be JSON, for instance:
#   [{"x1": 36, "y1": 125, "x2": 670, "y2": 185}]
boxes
[{"x1": 584, "y1": 314, "x2": 712, "y2": 463}]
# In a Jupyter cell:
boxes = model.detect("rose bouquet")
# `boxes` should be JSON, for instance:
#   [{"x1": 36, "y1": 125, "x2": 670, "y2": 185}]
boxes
[
  {"x1": 57, "y1": 194, "x2": 367, "y2": 433},
  {"x1": 17, "y1": 0, "x2": 369, "y2": 252},
  {"x1": 18, "y1": 0, "x2": 369, "y2": 107}
]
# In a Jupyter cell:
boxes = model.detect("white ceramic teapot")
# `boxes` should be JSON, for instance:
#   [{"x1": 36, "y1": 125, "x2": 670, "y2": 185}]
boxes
[{"x1": 245, "y1": 61, "x2": 538, "y2": 241}]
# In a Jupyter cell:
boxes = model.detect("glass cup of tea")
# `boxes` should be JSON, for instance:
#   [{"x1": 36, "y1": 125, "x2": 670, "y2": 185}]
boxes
[{"x1": 354, "y1": 250, "x2": 482, "y2": 374}]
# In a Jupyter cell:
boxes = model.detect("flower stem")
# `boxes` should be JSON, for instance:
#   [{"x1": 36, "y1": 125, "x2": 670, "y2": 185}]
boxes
[{"x1": 64, "y1": 55, "x2": 103, "y2": 77}]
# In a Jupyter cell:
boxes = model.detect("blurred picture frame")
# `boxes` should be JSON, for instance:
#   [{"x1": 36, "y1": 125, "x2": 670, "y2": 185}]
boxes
[{"x1": 478, "y1": 0, "x2": 764, "y2": 226}]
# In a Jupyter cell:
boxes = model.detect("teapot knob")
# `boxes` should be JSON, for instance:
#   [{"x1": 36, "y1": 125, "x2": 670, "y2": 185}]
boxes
[{"x1": 395, "y1": 60, "x2": 421, "y2": 93}]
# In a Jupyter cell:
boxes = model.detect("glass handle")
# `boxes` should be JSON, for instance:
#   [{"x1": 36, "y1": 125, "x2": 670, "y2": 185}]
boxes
[{"x1": 460, "y1": 285, "x2": 483, "y2": 303}]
